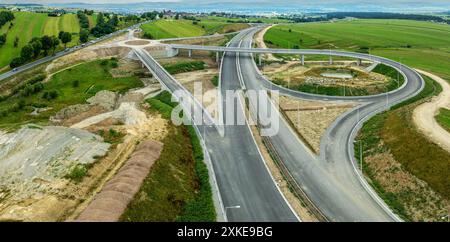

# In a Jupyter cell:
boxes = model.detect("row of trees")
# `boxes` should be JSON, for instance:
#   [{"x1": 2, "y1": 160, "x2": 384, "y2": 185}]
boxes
[
  {"x1": 77, "y1": 11, "x2": 90, "y2": 29},
  {"x1": 0, "y1": 34, "x2": 6, "y2": 47},
  {"x1": 90, "y1": 12, "x2": 119, "y2": 37},
  {"x1": 0, "y1": 11, "x2": 14, "y2": 28},
  {"x1": 10, "y1": 34, "x2": 69, "y2": 68},
  {"x1": 327, "y1": 12, "x2": 450, "y2": 24},
  {"x1": 141, "y1": 11, "x2": 163, "y2": 20}
]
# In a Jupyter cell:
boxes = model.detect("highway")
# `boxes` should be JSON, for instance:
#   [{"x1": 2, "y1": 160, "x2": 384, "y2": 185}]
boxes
[
  {"x1": 1, "y1": 20, "x2": 424, "y2": 221},
  {"x1": 133, "y1": 36, "x2": 299, "y2": 222},
  {"x1": 138, "y1": 27, "x2": 425, "y2": 221},
  {"x1": 225, "y1": 28, "x2": 424, "y2": 221}
]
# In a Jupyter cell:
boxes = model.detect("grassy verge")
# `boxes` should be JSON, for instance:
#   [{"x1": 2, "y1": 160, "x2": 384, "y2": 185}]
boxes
[
  {"x1": 120, "y1": 91, "x2": 215, "y2": 221},
  {"x1": 436, "y1": 108, "x2": 450, "y2": 133},
  {"x1": 0, "y1": 59, "x2": 143, "y2": 131},
  {"x1": 354, "y1": 75, "x2": 449, "y2": 221},
  {"x1": 210, "y1": 75, "x2": 219, "y2": 87},
  {"x1": 162, "y1": 61, "x2": 205, "y2": 75}
]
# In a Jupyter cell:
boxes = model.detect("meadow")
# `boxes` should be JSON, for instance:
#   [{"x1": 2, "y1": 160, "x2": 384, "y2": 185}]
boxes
[
  {"x1": 0, "y1": 12, "x2": 83, "y2": 71},
  {"x1": 140, "y1": 18, "x2": 250, "y2": 39},
  {"x1": 264, "y1": 19, "x2": 450, "y2": 80}
]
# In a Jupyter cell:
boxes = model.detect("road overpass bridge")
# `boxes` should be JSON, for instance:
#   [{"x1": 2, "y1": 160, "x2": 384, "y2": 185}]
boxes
[{"x1": 168, "y1": 44, "x2": 382, "y2": 66}]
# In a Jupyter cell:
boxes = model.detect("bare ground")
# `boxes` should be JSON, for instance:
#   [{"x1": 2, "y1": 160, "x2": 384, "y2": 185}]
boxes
[
  {"x1": 263, "y1": 63, "x2": 388, "y2": 90},
  {"x1": 174, "y1": 69, "x2": 219, "y2": 119},
  {"x1": 277, "y1": 96, "x2": 354, "y2": 153},
  {"x1": 254, "y1": 25, "x2": 279, "y2": 61}
]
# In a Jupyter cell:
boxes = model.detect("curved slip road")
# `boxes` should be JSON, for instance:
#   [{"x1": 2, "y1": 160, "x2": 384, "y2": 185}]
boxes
[{"x1": 224, "y1": 27, "x2": 425, "y2": 221}]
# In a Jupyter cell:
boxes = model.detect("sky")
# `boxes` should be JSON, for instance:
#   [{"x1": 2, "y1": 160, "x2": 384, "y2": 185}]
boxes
[{"x1": 2, "y1": 0, "x2": 449, "y2": 4}]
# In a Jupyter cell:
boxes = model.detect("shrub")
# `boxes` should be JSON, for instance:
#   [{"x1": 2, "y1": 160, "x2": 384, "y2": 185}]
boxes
[
  {"x1": 66, "y1": 164, "x2": 88, "y2": 183},
  {"x1": 10, "y1": 57, "x2": 25, "y2": 68},
  {"x1": 72, "y1": 80, "x2": 80, "y2": 88},
  {"x1": 111, "y1": 61, "x2": 119, "y2": 68},
  {"x1": 100, "y1": 60, "x2": 109, "y2": 66}
]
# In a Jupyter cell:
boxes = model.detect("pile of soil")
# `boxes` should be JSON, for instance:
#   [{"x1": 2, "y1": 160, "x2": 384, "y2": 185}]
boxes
[{"x1": 75, "y1": 139, "x2": 163, "y2": 222}]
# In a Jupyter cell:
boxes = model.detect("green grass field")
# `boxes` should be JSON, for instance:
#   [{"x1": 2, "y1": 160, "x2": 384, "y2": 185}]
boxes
[
  {"x1": 264, "y1": 19, "x2": 450, "y2": 80},
  {"x1": 0, "y1": 12, "x2": 82, "y2": 71},
  {"x1": 436, "y1": 108, "x2": 450, "y2": 132},
  {"x1": 140, "y1": 18, "x2": 250, "y2": 39},
  {"x1": 87, "y1": 14, "x2": 98, "y2": 29},
  {"x1": 0, "y1": 59, "x2": 143, "y2": 130},
  {"x1": 141, "y1": 20, "x2": 205, "y2": 39}
]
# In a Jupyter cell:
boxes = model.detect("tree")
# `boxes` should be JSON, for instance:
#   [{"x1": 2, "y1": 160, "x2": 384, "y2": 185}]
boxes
[
  {"x1": 13, "y1": 36, "x2": 19, "y2": 48},
  {"x1": 10, "y1": 57, "x2": 24, "y2": 68},
  {"x1": 40, "y1": 35, "x2": 53, "y2": 55},
  {"x1": 97, "y1": 13, "x2": 105, "y2": 25},
  {"x1": 31, "y1": 40, "x2": 42, "y2": 57},
  {"x1": 158, "y1": 12, "x2": 164, "y2": 19},
  {"x1": 108, "y1": 14, "x2": 119, "y2": 27},
  {"x1": 20, "y1": 44, "x2": 33, "y2": 60},
  {"x1": 0, "y1": 11, "x2": 15, "y2": 28},
  {"x1": 175, "y1": 13, "x2": 180, "y2": 20},
  {"x1": 51, "y1": 36, "x2": 60, "y2": 54},
  {"x1": 0, "y1": 33, "x2": 6, "y2": 46},
  {"x1": 143, "y1": 32, "x2": 153, "y2": 39},
  {"x1": 79, "y1": 29, "x2": 89, "y2": 43},
  {"x1": 59, "y1": 32, "x2": 72, "y2": 48}
]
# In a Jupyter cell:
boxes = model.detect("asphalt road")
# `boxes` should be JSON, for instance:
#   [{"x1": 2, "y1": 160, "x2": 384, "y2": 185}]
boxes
[
  {"x1": 229, "y1": 28, "x2": 424, "y2": 221},
  {"x1": 0, "y1": 22, "x2": 149, "y2": 82},
  {"x1": 133, "y1": 38, "x2": 299, "y2": 222}
]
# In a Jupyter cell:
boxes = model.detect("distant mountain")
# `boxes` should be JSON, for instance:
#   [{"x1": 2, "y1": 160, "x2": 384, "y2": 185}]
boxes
[{"x1": 41, "y1": 2, "x2": 450, "y2": 15}]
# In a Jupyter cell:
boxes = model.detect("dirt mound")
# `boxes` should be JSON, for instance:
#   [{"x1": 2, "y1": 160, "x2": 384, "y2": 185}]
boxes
[
  {"x1": 54, "y1": 104, "x2": 91, "y2": 120},
  {"x1": 75, "y1": 139, "x2": 163, "y2": 222},
  {"x1": 46, "y1": 46, "x2": 130, "y2": 74},
  {"x1": 87, "y1": 90, "x2": 118, "y2": 111}
]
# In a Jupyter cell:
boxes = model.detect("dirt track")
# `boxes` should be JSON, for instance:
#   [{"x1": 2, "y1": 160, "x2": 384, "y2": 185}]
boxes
[
  {"x1": 413, "y1": 69, "x2": 450, "y2": 153},
  {"x1": 254, "y1": 25, "x2": 279, "y2": 61}
]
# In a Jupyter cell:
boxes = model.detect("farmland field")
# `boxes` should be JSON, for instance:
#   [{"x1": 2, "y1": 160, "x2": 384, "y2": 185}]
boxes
[
  {"x1": 87, "y1": 14, "x2": 98, "y2": 29},
  {"x1": 0, "y1": 12, "x2": 82, "y2": 71},
  {"x1": 264, "y1": 19, "x2": 450, "y2": 80},
  {"x1": 140, "y1": 19, "x2": 249, "y2": 39}
]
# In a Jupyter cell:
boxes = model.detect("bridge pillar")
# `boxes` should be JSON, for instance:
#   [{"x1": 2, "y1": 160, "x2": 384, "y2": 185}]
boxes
[
  {"x1": 188, "y1": 49, "x2": 192, "y2": 58},
  {"x1": 329, "y1": 56, "x2": 333, "y2": 65},
  {"x1": 216, "y1": 52, "x2": 220, "y2": 64},
  {"x1": 258, "y1": 54, "x2": 262, "y2": 66},
  {"x1": 301, "y1": 55, "x2": 305, "y2": 66},
  {"x1": 357, "y1": 59, "x2": 362, "y2": 66}
]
